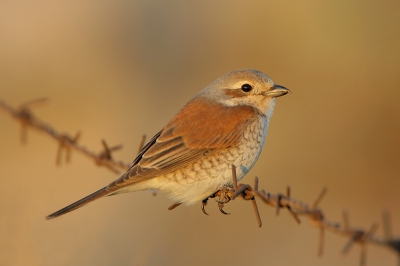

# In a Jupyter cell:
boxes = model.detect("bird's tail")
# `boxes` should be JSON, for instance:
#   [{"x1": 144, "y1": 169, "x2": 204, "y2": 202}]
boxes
[{"x1": 46, "y1": 186, "x2": 110, "y2": 220}]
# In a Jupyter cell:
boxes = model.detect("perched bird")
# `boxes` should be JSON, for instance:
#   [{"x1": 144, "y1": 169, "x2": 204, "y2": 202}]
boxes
[{"x1": 46, "y1": 69, "x2": 290, "y2": 219}]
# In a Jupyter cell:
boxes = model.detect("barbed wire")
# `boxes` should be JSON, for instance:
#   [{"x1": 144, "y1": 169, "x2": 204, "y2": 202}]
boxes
[
  {"x1": 205, "y1": 167, "x2": 400, "y2": 265},
  {"x1": 0, "y1": 98, "x2": 135, "y2": 173},
  {"x1": 1, "y1": 98, "x2": 399, "y2": 266}
]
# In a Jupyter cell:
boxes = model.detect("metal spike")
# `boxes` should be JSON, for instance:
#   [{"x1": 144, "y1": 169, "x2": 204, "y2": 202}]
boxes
[{"x1": 312, "y1": 187, "x2": 327, "y2": 209}]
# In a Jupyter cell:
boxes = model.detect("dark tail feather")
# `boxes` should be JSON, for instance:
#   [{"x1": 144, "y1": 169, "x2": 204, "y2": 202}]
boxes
[{"x1": 46, "y1": 186, "x2": 110, "y2": 220}]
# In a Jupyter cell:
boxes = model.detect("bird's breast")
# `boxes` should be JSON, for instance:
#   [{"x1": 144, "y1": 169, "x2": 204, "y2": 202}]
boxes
[
  {"x1": 142, "y1": 115, "x2": 269, "y2": 204},
  {"x1": 233, "y1": 114, "x2": 269, "y2": 179}
]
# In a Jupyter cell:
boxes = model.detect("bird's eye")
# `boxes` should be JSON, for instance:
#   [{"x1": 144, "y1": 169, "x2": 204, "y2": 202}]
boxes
[{"x1": 241, "y1": 84, "x2": 253, "y2": 92}]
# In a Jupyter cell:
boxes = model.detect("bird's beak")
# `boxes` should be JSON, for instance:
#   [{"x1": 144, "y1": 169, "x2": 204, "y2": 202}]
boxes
[{"x1": 263, "y1": 84, "x2": 291, "y2": 98}]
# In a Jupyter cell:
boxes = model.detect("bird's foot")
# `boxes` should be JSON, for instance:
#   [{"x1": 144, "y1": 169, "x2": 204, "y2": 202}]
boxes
[
  {"x1": 214, "y1": 185, "x2": 234, "y2": 215},
  {"x1": 201, "y1": 185, "x2": 235, "y2": 215}
]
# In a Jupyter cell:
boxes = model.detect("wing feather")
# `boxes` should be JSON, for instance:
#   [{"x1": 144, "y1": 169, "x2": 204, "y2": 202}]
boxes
[{"x1": 106, "y1": 98, "x2": 259, "y2": 192}]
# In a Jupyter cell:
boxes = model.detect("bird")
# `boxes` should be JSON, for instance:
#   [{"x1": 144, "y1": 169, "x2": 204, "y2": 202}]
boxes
[{"x1": 46, "y1": 69, "x2": 290, "y2": 219}]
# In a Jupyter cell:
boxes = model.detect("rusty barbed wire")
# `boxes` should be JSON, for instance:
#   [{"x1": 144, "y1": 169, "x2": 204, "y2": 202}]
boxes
[
  {"x1": 203, "y1": 165, "x2": 400, "y2": 266},
  {"x1": 0, "y1": 98, "x2": 131, "y2": 173},
  {"x1": 1, "y1": 98, "x2": 399, "y2": 265}
]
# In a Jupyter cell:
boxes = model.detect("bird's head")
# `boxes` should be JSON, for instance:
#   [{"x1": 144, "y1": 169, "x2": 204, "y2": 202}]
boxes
[{"x1": 199, "y1": 69, "x2": 290, "y2": 117}]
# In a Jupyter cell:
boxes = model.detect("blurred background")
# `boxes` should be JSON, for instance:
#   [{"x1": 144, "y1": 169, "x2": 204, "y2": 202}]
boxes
[{"x1": 1, "y1": 1, "x2": 399, "y2": 265}]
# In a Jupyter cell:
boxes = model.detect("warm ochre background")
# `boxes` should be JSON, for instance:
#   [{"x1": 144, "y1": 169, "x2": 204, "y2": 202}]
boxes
[{"x1": 1, "y1": 1, "x2": 399, "y2": 266}]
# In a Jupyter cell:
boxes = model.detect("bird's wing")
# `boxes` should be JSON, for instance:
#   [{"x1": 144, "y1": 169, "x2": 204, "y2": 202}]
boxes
[
  {"x1": 46, "y1": 98, "x2": 260, "y2": 219},
  {"x1": 106, "y1": 98, "x2": 260, "y2": 191}
]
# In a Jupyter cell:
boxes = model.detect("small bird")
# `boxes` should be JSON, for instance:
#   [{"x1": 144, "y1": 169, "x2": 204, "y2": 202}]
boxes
[{"x1": 46, "y1": 69, "x2": 290, "y2": 219}]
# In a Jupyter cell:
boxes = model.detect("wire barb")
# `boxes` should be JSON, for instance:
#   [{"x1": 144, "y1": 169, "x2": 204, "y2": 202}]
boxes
[
  {"x1": 285, "y1": 186, "x2": 301, "y2": 225},
  {"x1": 276, "y1": 194, "x2": 282, "y2": 216},
  {"x1": 318, "y1": 227, "x2": 325, "y2": 256},
  {"x1": 137, "y1": 135, "x2": 146, "y2": 155},
  {"x1": 383, "y1": 211, "x2": 392, "y2": 241},
  {"x1": 56, "y1": 132, "x2": 81, "y2": 165},
  {"x1": 312, "y1": 187, "x2": 327, "y2": 209},
  {"x1": 232, "y1": 165, "x2": 238, "y2": 190},
  {"x1": 343, "y1": 210, "x2": 350, "y2": 230}
]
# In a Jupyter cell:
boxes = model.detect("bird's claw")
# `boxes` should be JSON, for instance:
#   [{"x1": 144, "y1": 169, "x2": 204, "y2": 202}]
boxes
[
  {"x1": 218, "y1": 202, "x2": 230, "y2": 215},
  {"x1": 201, "y1": 198, "x2": 209, "y2": 215}
]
